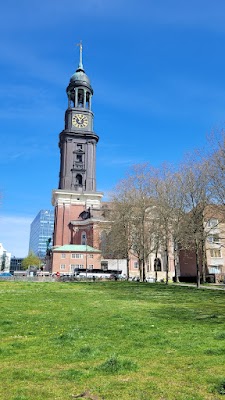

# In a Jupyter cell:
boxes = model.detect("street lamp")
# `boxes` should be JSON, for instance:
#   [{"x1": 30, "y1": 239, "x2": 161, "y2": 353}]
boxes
[
  {"x1": 82, "y1": 229, "x2": 91, "y2": 280},
  {"x1": 85, "y1": 235, "x2": 88, "y2": 279}
]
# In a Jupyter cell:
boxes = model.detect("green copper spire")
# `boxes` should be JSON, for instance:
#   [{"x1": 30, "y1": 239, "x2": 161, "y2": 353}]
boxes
[
  {"x1": 68, "y1": 41, "x2": 93, "y2": 91},
  {"x1": 77, "y1": 40, "x2": 84, "y2": 71}
]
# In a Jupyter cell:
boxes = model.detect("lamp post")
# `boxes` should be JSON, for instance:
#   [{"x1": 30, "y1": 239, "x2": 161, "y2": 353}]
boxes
[
  {"x1": 84, "y1": 227, "x2": 91, "y2": 280},
  {"x1": 85, "y1": 236, "x2": 88, "y2": 279}
]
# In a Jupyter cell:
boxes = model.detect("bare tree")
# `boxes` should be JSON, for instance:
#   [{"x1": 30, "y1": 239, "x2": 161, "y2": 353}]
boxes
[
  {"x1": 109, "y1": 164, "x2": 186, "y2": 283},
  {"x1": 149, "y1": 165, "x2": 185, "y2": 284},
  {"x1": 178, "y1": 158, "x2": 213, "y2": 287},
  {"x1": 109, "y1": 165, "x2": 158, "y2": 281},
  {"x1": 130, "y1": 194, "x2": 156, "y2": 282},
  {"x1": 106, "y1": 132, "x2": 225, "y2": 286},
  {"x1": 207, "y1": 132, "x2": 225, "y2": 208},
  {"x1": 106, "y1": 182, "x2": 135, "y2": 279}
]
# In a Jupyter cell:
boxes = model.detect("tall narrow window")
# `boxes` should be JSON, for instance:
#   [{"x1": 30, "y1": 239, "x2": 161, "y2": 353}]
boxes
[
  {"x1": 210, "y1": 249, "x2": 222, "y2": 258},
  {"x1": 76, "y1": 174, "x2": 82, "y2": 186},
  {"x1": 81, "y1": 232, "x2": 86, "y2": 245},
  {"x1": 86, "y1": 92, "x2": 90, "y2": 109},
  {"x1": 69, "y1": 95, "x2": 74, "y2": 108},
  {"x1": 101, "y1": 261, "x2": 108, "y2": 271},
  {"x1": 154, "y1": 258, "x2": 162, "y2": 271},
  {"x1": 78, "y1": 89, "x2": 84, "y2": 108}
]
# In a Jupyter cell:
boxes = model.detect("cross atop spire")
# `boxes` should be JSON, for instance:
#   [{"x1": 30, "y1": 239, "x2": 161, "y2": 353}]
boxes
[{"x1": 76, "y1": 40, "x2": 84, "y2": 70}]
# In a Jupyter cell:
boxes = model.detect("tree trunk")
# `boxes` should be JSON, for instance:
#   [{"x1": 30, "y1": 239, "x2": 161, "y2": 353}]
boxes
[
  {"x1": 174, "y1": 256, "x2": 178, "y2": 282},
  {"x1": 143, "y1": 259, "x2": 146, "y2": 282},
  {"x1": 201, "y1": 239, "x2": 206, "y2": 284},
  {"x1": 154, "y1": 250, "x2": 158, "y2": 283},
  {"x1": 195, "y1": 241, "x2": 201, "y2": 288},
  {"x1": 126, "y1": 256, "x2": 130, "y2": 280},
  {"x1": 173, "y1": 243, "x2": 179, "y2": 283},
  {"x1": 138, "y1": 258, "x2": 142, "y2": 281},
  {"x1": 165, "y1": 248, "x2": 169, "y2": 285}
]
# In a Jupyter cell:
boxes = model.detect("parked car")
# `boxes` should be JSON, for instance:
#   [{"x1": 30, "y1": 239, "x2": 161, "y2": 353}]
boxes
[
  {"x1": 0, "y1": 272, "x2": 13, "y2": 278},
  {"x1": 128, "y1": 276, "x2": 140, "y2": 282},
  {"x1": 145, "y1": 277, "x2": 155, "y2": 283},
  {"x1": 117, "y1": 274, "x2": 127, "y2": 280}
]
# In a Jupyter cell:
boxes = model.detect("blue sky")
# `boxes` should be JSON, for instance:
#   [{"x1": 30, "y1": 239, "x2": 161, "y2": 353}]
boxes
[{"x1": 1, "y1": 0, "x2": 225, "y2": 257}]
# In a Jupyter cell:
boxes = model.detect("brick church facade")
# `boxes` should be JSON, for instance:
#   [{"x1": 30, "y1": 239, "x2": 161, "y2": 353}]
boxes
[{"x1": 51, "y1": 44, "x2": 110, "y2": 275}]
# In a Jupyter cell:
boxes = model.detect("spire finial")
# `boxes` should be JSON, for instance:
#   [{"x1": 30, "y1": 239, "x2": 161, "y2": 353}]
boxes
[{"x1": 76, "y1": 40, "x2": 84, "y2": 70}]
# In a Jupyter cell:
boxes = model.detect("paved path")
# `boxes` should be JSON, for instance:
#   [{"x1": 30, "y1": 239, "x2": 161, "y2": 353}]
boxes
[{"x1": 173, "y1": 283, "x2": 225, "y2": 291}]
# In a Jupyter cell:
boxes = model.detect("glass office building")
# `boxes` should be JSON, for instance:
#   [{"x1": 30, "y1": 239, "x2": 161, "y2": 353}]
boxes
[
  {"x1": 29, "y1": 210, "x2": 54, "y2": 259},
  {"x1": 10, "y1": 257, "x2": 24, "y2": 274}
]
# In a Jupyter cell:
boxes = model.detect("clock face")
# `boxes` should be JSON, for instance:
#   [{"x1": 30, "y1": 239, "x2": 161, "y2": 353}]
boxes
[{"x1": 72, "y1": 114, "x2": 88, "y2": 128}]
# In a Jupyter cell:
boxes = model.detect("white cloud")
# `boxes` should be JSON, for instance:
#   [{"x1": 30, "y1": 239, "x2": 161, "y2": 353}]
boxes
[{"x1": 0, "y1": 215, "x2": 32, "y2": 257}]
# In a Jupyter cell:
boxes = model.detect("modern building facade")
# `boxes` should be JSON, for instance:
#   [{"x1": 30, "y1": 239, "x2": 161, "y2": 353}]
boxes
[
  {"x1": 29, "y1": 210, "x2": 54, "y2": 259},
  {"x1": 10, "y1": 257, "x2": 24, "y2": 274}
]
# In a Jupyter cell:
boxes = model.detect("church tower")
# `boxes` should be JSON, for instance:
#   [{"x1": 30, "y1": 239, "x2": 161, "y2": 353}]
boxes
[
  {"x1": 59, "y1": 43, "x2": 98, "y2": 192},
  {"x1": 52, "y1": 44, "x2": 103, "y2": 249}
]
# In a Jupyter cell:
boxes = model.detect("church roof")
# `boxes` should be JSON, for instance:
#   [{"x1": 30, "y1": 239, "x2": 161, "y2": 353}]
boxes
[
  {"x1": 52, "y1": 244, "x2": 101, "y2": 253},
  {"x1": 70, "y1": 68, "x2": 91, "y2": 86}
]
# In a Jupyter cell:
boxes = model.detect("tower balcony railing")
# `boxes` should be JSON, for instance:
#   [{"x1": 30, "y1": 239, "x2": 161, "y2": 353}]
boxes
[
  {"x1": 71, "y1": 163, "x2": 85, "y2": 171},
  {"x1": 74, "y1": 184, "x2": 83, "y2": 192}
]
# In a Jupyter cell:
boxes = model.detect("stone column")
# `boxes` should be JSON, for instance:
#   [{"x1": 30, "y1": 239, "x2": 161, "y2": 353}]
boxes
[
  {"x1": 75, "y1": 89, "x2": 78, "y2": 108},
  {"x1": 84, "y1": 89, "x2": 87, "y2": 108}
]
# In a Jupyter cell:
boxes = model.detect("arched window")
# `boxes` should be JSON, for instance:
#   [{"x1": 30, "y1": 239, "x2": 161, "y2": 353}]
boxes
[
  {"x1": 154, "y1": 258, "x2": 161, "y2": 271},
  {"x1": 76, "y1": 174, "x2": 82, "y2": 186},
  {"x1": 68, "y1": 95, "x2": 74, "y2": 108},
  {"x1": 67, "y1": 90, "x2": 75, "y2": 108},
  {"x1": 78, "y1": 89, "x2": 84, "y2": 108},
  {"x1": 81, "y1": 231, "x2": 86, "y2": 245},
  {"x1": 86, "y1": 92, "x2": 90, "y2": 109}
]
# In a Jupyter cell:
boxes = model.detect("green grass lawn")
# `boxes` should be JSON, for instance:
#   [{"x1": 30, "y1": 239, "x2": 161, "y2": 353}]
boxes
[{"x1": 1, "y1": 281, "x2": 225, "y2": 400}]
